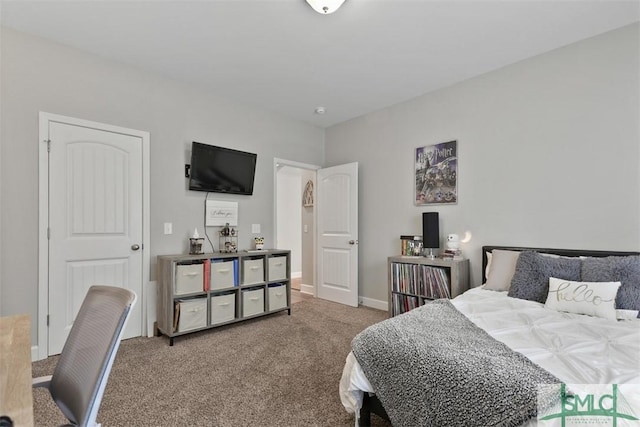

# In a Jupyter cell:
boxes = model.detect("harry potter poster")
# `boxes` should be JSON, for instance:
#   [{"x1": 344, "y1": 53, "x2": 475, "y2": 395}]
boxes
[{"x1": 415, "y1": 140, "x2": 457, "y2": 205}]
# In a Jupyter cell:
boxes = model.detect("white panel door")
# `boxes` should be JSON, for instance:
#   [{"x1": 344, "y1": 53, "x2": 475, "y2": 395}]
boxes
[
  {"x1": 48, "y1": 121, "x2": 143, "y2": 355},
  {"x1": 316, "y1": 162, "x2": 358, "y2": 307}
]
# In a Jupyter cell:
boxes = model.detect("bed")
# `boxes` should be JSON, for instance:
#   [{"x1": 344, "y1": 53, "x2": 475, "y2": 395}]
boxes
[{"x1": 339, "y1": 245, "x2": 640, "y2": 427}]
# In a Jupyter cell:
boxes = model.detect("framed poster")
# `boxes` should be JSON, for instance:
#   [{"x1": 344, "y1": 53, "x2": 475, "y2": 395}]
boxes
[{"x1": 415, "y1": 140, "x2": 457, "y2": 205}]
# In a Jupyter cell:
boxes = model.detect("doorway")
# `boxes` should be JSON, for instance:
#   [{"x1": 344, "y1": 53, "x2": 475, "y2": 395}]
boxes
[{"x1": 274, "y1": 159, "x2": 319, "y2": 297}]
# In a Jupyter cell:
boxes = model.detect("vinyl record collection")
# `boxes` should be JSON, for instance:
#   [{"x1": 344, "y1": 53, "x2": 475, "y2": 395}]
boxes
[{"x1": 390, "y1": 262, "x2": 450, "y2": 315}]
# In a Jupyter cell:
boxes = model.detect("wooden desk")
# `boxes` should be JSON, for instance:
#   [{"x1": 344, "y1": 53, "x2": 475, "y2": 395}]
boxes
[{"x1": 0, "y1": 315, "x2": 34, "y2": 426}]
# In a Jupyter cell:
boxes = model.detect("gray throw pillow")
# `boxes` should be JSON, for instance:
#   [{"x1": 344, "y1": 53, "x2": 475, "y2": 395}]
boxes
[
  {"x1": 581, "y1": 255, "x2": 640, "y2": 317},
  {"x1": 508, "y1": 251, "x2": 581, "y2": 303}
]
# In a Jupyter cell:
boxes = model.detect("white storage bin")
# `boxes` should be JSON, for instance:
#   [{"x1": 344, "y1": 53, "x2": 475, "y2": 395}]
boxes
[
  {"x1": 268, "y1": 256, "x2": 287, "y2": 281},
  {"x1": 175, "y1": 298, "x2": 207, "y2": 332},
  {"x1": 268, "y1": 284, "x2": 287, "y2": 311},
  {"x1": 175, "y1": 263, "x2": 204, "y2": 295},
  {"x1": 242, "y1": 288, "x2": 265, "y2": 318},
  {"x1": 210, "y1": 293, "x2": 236, "y2": 325},
  {"x1": 210, "y1": 260, "x2": 236, "y2": 290},
  {"x1": 242, "y1": 258, "x2": 264, "y2": 285}
]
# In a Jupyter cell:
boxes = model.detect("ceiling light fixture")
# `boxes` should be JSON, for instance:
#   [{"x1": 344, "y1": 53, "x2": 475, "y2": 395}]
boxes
[
  {"x1": 305, "y1": 0, "x2": 346, "y2": 14},
  {"x1": 314, "y1": 106, "x2": 326, "y2": 114}
]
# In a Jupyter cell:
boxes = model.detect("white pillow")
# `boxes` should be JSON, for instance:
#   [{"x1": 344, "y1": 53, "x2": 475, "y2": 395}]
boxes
[
  {"x1": 545, "y1": 277, "x2": 620, "y2": 320},
  {"x1": 485, "y1": 251, "x2": 492, "y2": 279},
  {"x1": 616, "y1": 309, "x2": 640, "y2": 321},
  {"x1": 484, "y1": 250, "x2": 520, "y2": 291}
]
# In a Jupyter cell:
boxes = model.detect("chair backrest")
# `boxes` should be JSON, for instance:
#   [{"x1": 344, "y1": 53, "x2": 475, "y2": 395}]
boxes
[{"x1": 49, "y1": 286, "x2": 137, "y2": 427}]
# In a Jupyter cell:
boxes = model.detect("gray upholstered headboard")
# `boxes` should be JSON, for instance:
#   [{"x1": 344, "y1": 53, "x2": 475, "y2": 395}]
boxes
[{"x1": 481, "y1": 245, "x2": 640, "y2": 284}]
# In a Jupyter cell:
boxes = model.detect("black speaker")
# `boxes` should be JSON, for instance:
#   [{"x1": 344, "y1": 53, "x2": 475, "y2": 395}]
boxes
[{"x1": 422, "y1": 212, "x2": 440, "y2": 258}]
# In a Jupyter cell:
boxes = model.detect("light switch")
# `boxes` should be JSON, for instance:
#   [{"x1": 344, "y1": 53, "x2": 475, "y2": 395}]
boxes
[
  {"x1": 164, "y1": 222, "x2": 172, "y2": 235},
  {"x1": 252, "y1": 224, "x2": 261, "y2": 233},
  {"x1": 304, "y1": 224, "x2": 308, "y2": 233}
]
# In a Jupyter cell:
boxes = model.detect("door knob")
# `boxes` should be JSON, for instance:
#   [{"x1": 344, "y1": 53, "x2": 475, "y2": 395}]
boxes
[
  {"x1": 131, "y1": 244, "x2": 141, "y2": 251},
  {"x1": 348, "y1": 240, "x2": 358, "y2": 245}
]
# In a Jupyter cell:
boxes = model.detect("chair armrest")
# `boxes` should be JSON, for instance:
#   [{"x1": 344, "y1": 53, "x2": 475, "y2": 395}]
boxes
[{"x1": 32, "y1": 375, "x2": 53, "y2": 389}]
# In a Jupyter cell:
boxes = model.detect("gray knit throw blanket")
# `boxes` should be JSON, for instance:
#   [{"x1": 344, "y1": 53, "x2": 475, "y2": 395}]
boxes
[{"x1": 351, "y1": 299, "x2": 562, "y2": 427}]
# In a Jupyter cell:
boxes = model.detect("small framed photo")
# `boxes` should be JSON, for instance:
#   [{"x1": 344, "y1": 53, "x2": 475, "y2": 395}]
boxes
[{"x1": 415, "y1": 140, "x2": 458, "y2": 205}]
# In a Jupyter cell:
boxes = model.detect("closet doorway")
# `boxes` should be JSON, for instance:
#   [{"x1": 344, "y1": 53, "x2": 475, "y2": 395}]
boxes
[{"x1": 274, "y1": 159, "x2": 319, "y2": 297}]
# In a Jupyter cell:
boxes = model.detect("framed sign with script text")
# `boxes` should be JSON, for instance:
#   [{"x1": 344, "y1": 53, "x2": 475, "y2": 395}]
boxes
[{"x1": 205, "y1": 200, "x2": 238, "y2": 226}]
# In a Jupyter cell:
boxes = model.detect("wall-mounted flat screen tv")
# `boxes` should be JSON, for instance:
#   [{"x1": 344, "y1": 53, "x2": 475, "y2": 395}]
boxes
[{"x1": 188, "y1": 142, "x2": 257, "y2": 195}]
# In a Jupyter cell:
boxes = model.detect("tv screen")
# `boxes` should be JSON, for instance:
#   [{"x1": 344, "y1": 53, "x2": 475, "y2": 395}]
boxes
[{"x1": 188, "y1": 142, "x2": 257, "y2": 195}]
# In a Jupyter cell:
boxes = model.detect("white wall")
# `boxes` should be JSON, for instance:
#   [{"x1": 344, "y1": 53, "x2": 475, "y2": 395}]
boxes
[
  {"x1": 325, "y1": 24, "x2": 640, "y2": 302},
  {"x1": 2, "y1": 23, "x2": 638, "y2": 325},
  {"x1": 0, "y1": 28, "x2": 324, "y2": 341}
]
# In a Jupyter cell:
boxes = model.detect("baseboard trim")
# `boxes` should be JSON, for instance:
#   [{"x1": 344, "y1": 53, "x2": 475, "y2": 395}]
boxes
[
  {"x1": 300, "y1": 284, "x2": 314, "y2": 295},
  {"x1": 359, "y1": 296, "x2": 387, "y2": 311}
]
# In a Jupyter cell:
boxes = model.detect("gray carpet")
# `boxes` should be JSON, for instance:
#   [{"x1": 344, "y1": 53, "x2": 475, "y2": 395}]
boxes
[{"x1": 32, "y1": 297, "x2": 391, "y2": 426}]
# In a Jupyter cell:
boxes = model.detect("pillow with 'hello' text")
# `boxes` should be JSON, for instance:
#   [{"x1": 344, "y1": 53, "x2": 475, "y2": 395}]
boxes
[{"x1": 545, "y1": 277, "x2": 620, "y2": 320}]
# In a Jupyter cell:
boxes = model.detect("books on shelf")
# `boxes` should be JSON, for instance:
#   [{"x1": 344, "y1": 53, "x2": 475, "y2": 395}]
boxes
[
  {"x1": 400, "y1": 235, "x2": 424, "y2": 256},
  {"x1": 203, "y1": 259, "x2": 211, "y2": 291},
  {"x1": 439, "y1": 249, "x2": 463, "y2": 260},
  {"x1": 173, "y1": 301, "x2": 180, "y2": 332}
]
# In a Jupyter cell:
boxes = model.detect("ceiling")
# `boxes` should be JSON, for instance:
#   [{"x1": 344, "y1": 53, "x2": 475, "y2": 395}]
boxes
[{"x1": 1, "y1": 1, "x2": 638, "y2": 128}]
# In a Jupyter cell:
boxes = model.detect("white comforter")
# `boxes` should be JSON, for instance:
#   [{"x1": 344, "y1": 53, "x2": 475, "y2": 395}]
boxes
[{"x1": 340, "y1": 287, "x2": 640, "y2": 422}]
